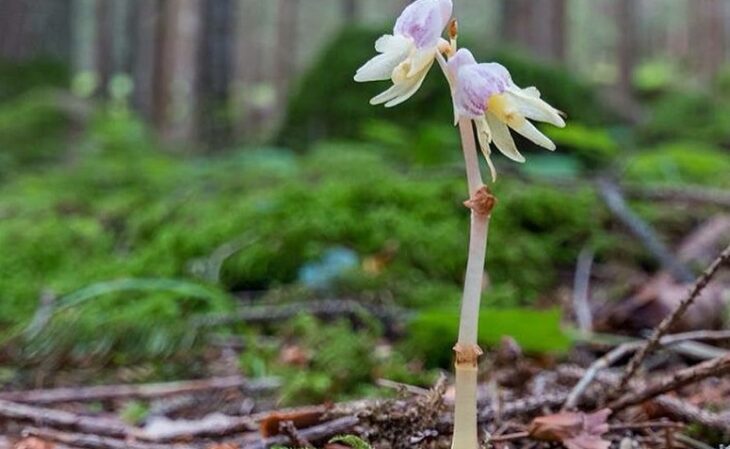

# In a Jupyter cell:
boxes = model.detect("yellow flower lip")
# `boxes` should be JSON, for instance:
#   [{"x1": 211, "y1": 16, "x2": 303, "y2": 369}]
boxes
[{"x1": 487, "y1": 94, "x2": 526, "y2": 128}]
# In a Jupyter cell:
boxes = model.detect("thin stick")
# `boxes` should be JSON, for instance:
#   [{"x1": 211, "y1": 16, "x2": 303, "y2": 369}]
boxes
[
  {"x1": 610, "y1": 354, "x2": 730, "y2": 412},
  {"x1": 565, "y1": 330, "x2": 730, "y2": 410},
  {"x1": 619, "y1": 244, "x2": 730, "y2": 389},
  {"x1": 0, "y1": 376, "x2": 279, "y2": 404},
  {"x1": 572, "y1": 247, "x2": 594, "y2": 334},
  {"x1": 597, "y1": 178, "x2": 694, "y2": 282},
  {"x1": 23, "y1": 427, "x2": 190, "y2": 449}
]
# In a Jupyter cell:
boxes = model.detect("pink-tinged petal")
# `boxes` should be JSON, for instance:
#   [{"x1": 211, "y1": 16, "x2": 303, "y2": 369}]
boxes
[
  {"x1": 453, "y1": 62, "x2": 511, "y2": 118},
  {"x1": 447, "y1": 48, "x2": 477, "y2": 79},
  {"x1": 394, "y1": 0, "x2": 453, "y2": 49},
  {"x1": 354, "y1": 34, "x2": 412, "y2": 82}
]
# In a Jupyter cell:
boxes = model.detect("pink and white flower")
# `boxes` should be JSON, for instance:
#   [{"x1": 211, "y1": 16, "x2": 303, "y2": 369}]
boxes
[
  {"x1": 448, "y1": 49, "x2": 566, "y2": 180},
  {"x1": 354, "y1": 0, "x2": 452, "y2": 107}
]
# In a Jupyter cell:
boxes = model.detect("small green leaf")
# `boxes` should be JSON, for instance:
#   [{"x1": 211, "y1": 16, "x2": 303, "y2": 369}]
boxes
[{"x1": 329, "y1": 435, "x2": 373, "y2": 449}]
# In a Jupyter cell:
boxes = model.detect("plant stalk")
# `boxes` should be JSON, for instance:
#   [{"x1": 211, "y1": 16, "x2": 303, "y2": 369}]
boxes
[{"x1": 451, "y1": 118, "x2": 491, "y2": 449}]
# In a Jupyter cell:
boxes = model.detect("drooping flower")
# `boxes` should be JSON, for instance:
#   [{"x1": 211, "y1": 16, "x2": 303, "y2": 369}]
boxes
[
  {"x1": 354, "y1": 0, "x2": 453, "y2": 107},
  {"x1": 448, "y1": 48, "x2": 566, "y2": 180}
]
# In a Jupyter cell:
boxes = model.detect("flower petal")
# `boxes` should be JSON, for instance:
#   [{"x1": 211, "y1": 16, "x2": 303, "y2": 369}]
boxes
[
  {"x1": 506, "y1": 85, "x2": 565, "y2": 127},
  {"x1": 453, "y1": 61, "x2": 511, "y2": 119},
  {"x1": 385, "y1": 64, "x2": 432, "y2": 107},
  {"x1": 486, "y1": 112, "x2": 526, "y2": 162},
  {"x1": 394, "y1": 0, "x2": 452, "y2": 49},
  {"x1": 407, "y1": 47, "x2": 437, "y2": 78},
  {"x1": 509, "y1": 119, "x2": 557, "y2": 151},
  {"x1": 354, "y1": 35, "x2": 412, "y2": 82}
]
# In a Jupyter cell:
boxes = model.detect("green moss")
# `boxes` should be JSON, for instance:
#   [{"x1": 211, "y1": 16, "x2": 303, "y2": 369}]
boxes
[{"x1": 625, "y1": 142, "x2": 730, "y2": 187}]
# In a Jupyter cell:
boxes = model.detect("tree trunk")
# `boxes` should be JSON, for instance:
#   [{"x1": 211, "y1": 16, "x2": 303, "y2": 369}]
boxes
[
  {"x1": 158, "y1": 0, "x2": 202, "y2": 144},
  {"x1": 342, "y1": 0, "x2": 358, "y2": 22},
  {"x1": 616, "y1": 0, "x2": 637, "y2": 96},
  {"x1": 275, "y1": 0, "x2": 300, "y2": 107},
  {"x1": 94, "y1": 0, "x2": 114, "y2": 96},
  {"x1": 502, "y1": 0, "x2": 532, "y2": 51},
  {"x1": 199, "y1": 0, "x2": 234, "y2": 148},
  {"x1": 131, "y1": 0, "x2": 161, "y2": 121},
  {"x1": 690, "y1": 0, "x2": 725, "y2": 82}
]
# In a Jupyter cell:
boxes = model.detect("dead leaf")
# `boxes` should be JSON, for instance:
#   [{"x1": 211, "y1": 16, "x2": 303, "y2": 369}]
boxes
[
  {"x1": 259, "y1": 406, "x2": 325, "y2": 437},
  {"x1": 279, "y1": 344, "x2": 311, "y2": 366},
  {"x1": 13, "y1": 437, "x2": 54, "y2": 449},
  {"x1": 528, "y1": 409, "x2": 611, "y2": 449}
]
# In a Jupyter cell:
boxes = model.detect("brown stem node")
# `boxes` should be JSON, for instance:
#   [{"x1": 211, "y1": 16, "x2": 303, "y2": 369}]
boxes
[
  {"x1": 463, "y1": 185, "x2": 497, "y2": 217},
  {"x1": 453, "y1": 343, "x2": 483, "y2": 367}
]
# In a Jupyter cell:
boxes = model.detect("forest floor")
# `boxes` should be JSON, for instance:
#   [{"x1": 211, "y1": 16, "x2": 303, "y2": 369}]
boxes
[{"x1": 2, "y1": 246, "x2": 729, "y2": 449}]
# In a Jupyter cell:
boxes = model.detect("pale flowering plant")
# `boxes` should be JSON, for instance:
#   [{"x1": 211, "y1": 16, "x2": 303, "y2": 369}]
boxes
[{"x1": 354, "y1": 1, "x2": 566, "y2": 448}]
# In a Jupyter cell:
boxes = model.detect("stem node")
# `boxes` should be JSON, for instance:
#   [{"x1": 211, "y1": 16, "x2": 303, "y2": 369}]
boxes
[{"x1": 463, "y1": 186, "x2": 497, "y2": 217}]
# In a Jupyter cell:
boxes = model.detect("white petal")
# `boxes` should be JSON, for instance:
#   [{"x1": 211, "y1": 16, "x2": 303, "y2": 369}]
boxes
[
  {"x1": 407, "y1": 47, "x2": 436, "y2": 78},
  {"x1": 385, "y1": 63, "x2": 432, "y2": 107},
  {"x1": 506, "y1": 85, "x2": 565, "y2": 127},
  {"x1": 474, "y1": 116, "x2": 492, "y2": 156},
  {"x1": 485, "y1": 112, "x2": 525, "y2": 162},
  {"x1": 508, "y1": 119, "x2": 557, "y2": 151},
  {"x1": 354, "y1": 35, "x2": 411, "y2": 82}
]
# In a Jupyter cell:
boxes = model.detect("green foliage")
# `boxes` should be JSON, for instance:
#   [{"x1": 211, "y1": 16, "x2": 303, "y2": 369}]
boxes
[
  {"x1": 329, "y1": 435, "x2": 373, "y2": 449},
  {"x1": 0, "y1": 89, "x2": 72, "y2": 177},
  {"x1": 641, "y1": 90, "x2": 730, "y2": 146},
  {"x1": 543, "y1": 123, "x2": 620, "y2": 169},
  {"x1": 625, "y1": 142, "x2": 730, "y2": 187},
  {"x1": 406, "y1": 307, "x2": 571, "y2": 367},
  {"x1": 0, "y1": 58, "x2": 69, "y2": 102}
]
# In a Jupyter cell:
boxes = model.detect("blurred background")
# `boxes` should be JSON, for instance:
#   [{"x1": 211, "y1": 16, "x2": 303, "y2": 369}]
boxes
[{"x1": 1, "y1": 0, "x2": 729, "y2": 409}]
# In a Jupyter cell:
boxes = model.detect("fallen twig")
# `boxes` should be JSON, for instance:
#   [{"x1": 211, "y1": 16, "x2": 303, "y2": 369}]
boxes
[
  {"x1": 0, "y1": 376, "x2": 279, "y2": 404},
  {"x1": 653, "y1": 396, "x2": 730, "y2": 433},
  {"x1": 22, "y1": 427, "x2": 192, "y2": 449},
  {"x1": 626, "y1": 184, "x2": 730, "y2": 208},
  {"x1": 240, "y1": 416, "x2": 360, "y2": 449},
  {"x1": 564, "y1": 330, "x2": 730, "y2": 410},
  {"x1": 619, "y1": 244, "x2": 730, "y2": 389},
  {"x1": 0, "y1": 399, "x2": 132, "y2": 438},
  {"x1": 609, "y1": 354, "x2": 730, "y2": 412},
  {"x1": 572, "y1": 247, "x2": 595, "y2": 334},
  {"x1": 597, "y1": 178, "x2": 695, "y2": 283},
  {"x1": 280, "y1": 420, "x2": 313, "y2": 448}
]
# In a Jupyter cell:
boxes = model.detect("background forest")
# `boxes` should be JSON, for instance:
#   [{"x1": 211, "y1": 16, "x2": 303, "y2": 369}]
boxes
[{"x1": 0, "y1": 0, "x2": 730, "y2": 448}]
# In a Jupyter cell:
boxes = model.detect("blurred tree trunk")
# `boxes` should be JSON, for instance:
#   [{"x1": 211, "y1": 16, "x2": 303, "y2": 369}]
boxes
[
  {"x1": 503, "y1": 0, "x2": 565, "y2": 62},
  {"x1": 690, "y1": 0, "x2": 725, "y2": 83},
  {"x1": 342, "y1": 0, "x2": 359, "y2": 22},
  {"x1": 502, "y1": 0, "x2": 531, "y2": 48},
  {"x1": 94, "y1": 0, "x2": 114, "y2": 95},
  {"x1": 616, "y1": 0, "x2": 637, "y2": 96},
  {"x1": 232, "y1": 0, "x2": 266, "y2": 140},
  {"x1": 199, "y1": 0, "x2": 234, "y2": 148},
  {"x1": 0, "y1": 0, "x2": 72, "y2": 62},
  {"x1": 275, "y1": 0, "x2": 299, "y2": 106},
  {"x1": 131, "y1": 0, "x2": 162, "y2": 122},
  {"x1": 158, "y1": 0, "x2": 202, "y2": 144}
]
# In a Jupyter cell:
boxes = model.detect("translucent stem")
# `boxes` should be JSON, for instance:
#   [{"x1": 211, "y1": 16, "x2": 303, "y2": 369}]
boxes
[{"x1": 451, "y1": 118, "x2": 491, "y2": 449}]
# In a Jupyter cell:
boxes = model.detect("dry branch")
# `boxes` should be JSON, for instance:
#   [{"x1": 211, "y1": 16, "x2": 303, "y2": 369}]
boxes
[
  {"x1": 0, "y1": 376, "x2": 279, "y2": 404},
  {"x1": 619, "y1": 244, "x2": 730, "y2": 389},
  {"x1": 609, "y1": 354, "x2": 730, "y2": 412},
  {"x1": 22, "y1": 427, "x2": 192, "y2": 449},
  {"x1": 626, "y1": 184, "x2": 730, "y2": 208},
  {"x1": 239, "y1": 416, "x2": 360, "y2": 449},
  {"x1": 597, "y1": 178, "x2": 694, "y2": 282},
  {"x1": 564, "y1": 330, "x2": 730, "y2": 410},
  {"x1": 0, "y1": 399, "x2": 132, "y2": 438}
]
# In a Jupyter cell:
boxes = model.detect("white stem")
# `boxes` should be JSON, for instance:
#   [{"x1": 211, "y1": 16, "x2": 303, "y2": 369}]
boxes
[{"x1": 451, "y1": 118, "x2": 491, "y2": 449}]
